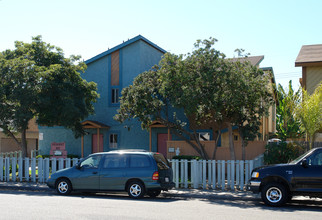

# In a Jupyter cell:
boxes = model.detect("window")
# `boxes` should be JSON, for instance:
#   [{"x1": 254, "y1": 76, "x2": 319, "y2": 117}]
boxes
[
  {"x1": 109, "y1": 134, "x2": 118, "y2": 148},
  {"x1": 307, "y1": 152, "x2": 322, "y2": 166},
  {"x1": 103, "y1": 154, "x2": 127, "y2": 169},
  {"x1": 130, "y1": 155, "x2": 151, "y2": 168},
  {"x1": 234, "y1": 135, "x2": 239, "y2": 141},
  {"x1": 199, "y1": 132, "x2": 210, "y2": 141},
  {"x1": 153, "y1": 154, "x2": 170, "y2": 170},
  {"x1": 111, "y1": 88, "x2": 119, "y2": 104},
  {"x1": 80, "y1": 155, "x2": 102, "y2": 169}
]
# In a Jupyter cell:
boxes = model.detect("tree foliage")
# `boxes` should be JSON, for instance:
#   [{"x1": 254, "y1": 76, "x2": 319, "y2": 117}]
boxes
[
  {"x1": 296, "y1": 83, "x2": 322, "y2": 149},
  {"x1": 0, "y1": 36, "x2": 98, "y2": 157},
  {"x1": 276, "y1": 80, "x2": 303, "y2": 141},
  {"x1": 115, "y1": 38, "x2": 273, "y2": 160}
]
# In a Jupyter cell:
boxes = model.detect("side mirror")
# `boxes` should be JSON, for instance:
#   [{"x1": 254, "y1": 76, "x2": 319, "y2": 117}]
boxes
[
  {"x1": 301, "y1": 159, "x2": 309, "y2": 168},
  {"x1": 75, "y1": 163, "x2": 81, "y2": 169}
]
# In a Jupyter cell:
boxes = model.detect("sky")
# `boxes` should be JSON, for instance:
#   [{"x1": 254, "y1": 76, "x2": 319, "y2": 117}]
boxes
[{"x1": 1, "y1": 0, "x2": 322, "y2": 91}]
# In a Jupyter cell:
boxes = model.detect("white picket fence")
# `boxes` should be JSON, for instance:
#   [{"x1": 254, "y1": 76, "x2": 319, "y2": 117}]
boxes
[
  {"x1": 0, "y1": 155, "x2": 264, "y2": 191},
  {"x1": 0, "y1": 157, "x2": 80, "y2": 183},
  {"x1": 169, "y1": 156, "x2": 263, "y2": 190}
]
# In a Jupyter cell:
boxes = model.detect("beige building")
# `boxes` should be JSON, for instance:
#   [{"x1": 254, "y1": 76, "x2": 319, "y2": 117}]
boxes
[
  {"x1": 295, "y1": 44, "x2": 322, "y2": 141},
  {"x1": 0, "y1": 118, "x2": 39, "y2": 157}
]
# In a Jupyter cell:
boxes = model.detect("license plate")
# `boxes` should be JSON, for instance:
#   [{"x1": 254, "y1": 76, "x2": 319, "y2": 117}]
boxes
[{"x1": 165, "y1": 177, "x2": 169, "y2": 182}]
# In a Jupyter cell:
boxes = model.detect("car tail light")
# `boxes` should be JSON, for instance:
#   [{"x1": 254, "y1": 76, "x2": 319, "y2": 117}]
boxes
[{"x1": 152, "y1": 171, "x2": 159, "y2": 180}]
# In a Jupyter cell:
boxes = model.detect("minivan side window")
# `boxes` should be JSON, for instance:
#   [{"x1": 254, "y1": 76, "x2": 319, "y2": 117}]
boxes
[
  {"x1": 103, "y1": 154, "x2": 127, "y2": 169},
  {"x1": 130, "y1": 155, "x2": 151, "y2": 168}
]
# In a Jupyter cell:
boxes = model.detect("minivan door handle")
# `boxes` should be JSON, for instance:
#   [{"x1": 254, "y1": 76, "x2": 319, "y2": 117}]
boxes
[{"x1": 93, "y1": 171, "x2": 98, "y2": 174}]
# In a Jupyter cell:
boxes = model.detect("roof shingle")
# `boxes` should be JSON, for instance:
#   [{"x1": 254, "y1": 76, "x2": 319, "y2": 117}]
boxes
[{"x1": 295, "y1": 44, "x2": 322, "y2": 66}]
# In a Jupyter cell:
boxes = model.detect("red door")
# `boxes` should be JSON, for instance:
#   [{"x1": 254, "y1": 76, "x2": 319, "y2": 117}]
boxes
[
  {"x1": 157, "y1": 133, "x2": 171, "y2": 157},
  {"x1": 92, "y1": 134, "x2": 103, "y2": 153}
]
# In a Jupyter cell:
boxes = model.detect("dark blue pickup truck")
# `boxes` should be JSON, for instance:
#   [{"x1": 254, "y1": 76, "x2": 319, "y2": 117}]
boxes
[{"x1": 248, "y1": 147, "x2": 322, "y2": 206}]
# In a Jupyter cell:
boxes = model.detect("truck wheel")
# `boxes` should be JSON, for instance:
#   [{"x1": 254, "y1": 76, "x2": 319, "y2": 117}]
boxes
[{"x1": 261, "y1": 182, "x2": 288, "y2": 206}]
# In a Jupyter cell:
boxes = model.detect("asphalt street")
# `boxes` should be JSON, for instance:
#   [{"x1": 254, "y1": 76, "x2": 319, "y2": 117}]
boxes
[{"x1": 0, "y1": 182, "x2": 322, "y2": 220}]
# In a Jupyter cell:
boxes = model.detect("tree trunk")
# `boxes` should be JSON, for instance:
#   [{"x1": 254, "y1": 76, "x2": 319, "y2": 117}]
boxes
[
  {"x1": 228, "y1": 123, "x2": 236, "y2": 160},
  {"x1": 170, "y1": 128, "x2": 208, "y2": 159},
  {"x1": 194, "y1": 131, "x2": 209, "y2": 160},
  {"x1": 239, "y1": 130, "x2": 246, "y2": 161},
  {"x1": 5, "y1": 128, "x2": 27, "y2": 157},
  {"x1": 241, "y1": 139, "x2": 246, "y2": 161},
  {"x1": 21, "y1": 129, "x2": 28, "y2": 158},
  {"x1": 212, "y1": 130, "x2": 221, "y2": 160}
]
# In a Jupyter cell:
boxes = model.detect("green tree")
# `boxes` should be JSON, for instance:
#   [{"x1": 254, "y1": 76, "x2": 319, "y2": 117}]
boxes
[
  {"x1": 115, "y1": 38, "x2": 273, "y2": 160},
  {"x1": 296, "y1": 83, "x2": 322, "y2": 149},
  {"x1": 228, "y1": 60, "x2": 273, "y2": 160},
  {"x1": 0, "y1": 36, "x2": 98, "y2": 157},
  {"x1": 276, "y1": 80, "x2": 303, "y2": 141}
]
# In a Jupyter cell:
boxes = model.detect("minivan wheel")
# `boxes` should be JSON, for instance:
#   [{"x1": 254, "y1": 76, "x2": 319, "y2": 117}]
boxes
[
  {"x1": 147, "y1": 189, "x2": 161, "y2": 198},
  {"x1": 127, "y1": 181, "x2": 145, "y2": 199},
  {"x1": 261, "y1": 182, "x2": 288, "y2": 206},
  {"x1": 56, "y1": 178, "x2": 72, "y2": 195}
]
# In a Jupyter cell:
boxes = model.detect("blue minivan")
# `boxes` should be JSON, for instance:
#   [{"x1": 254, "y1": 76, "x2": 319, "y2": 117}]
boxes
[{"x1": 47, "y1": 150, "x2": 175, "y2": 199}]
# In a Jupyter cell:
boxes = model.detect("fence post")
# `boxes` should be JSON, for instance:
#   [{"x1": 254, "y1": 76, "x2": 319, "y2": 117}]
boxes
[
  {"x1": 245, "y1": 161, "x2": 250, "y2": 187},
  {"x1": 192, "y1": 160, "x2": 198, "y2": 189},
  {"x1": 227, "y1": 160, "x2": 231, "y2": 189},
  {"x1": 24, "y1": 158, "x2": 30, "y2": 182},
  {"x1": 236, "y1": 160, "x2": 240, "y2": 189},
  {"x1": 5, "y1": 157, "x2": 10, "y2": 181},
  {"x1": 212, "y1": 160, "x2": 216, "y2": 189},
  {"x1": 31, "y1": 158, "x2": 36, "y2": 182},
  {"x1": 58, "y1": 158, "x2": 64, "y2": 170},
  {"x1": 38, "y1": 158, "x2": 43, "y2": 183},
  {"x1": 0, "y1": 157, "x2": 3, "y2": 181},
  {"x1": 44, "y1": 158, "x2": 50, "y2": 181},
  {"x1": 217, "y1": 160, "x2": 221, "y2": 188},
  {"x1": 18, "y1": 157, "x2": 23, "y2": 181},
  {"x1": 207, "y1": 160, "x2": 212, "y2": 189},
  {"x1": 66, "y1": 158, "x2": 71, "y2": 168},
  {"x1": 221, "y1": 160, "x2": 225, "y2": 190},
  {"x1": 239, "y1": 160, "x2": 244, "y2": 190},
  {"x1": 180, "y1": 160, "x2": 184, "y2": 188},
  {"x1": 249, "y1": 160, "x2": 254, "y2": 176},
  {"x1": 184, "y1": 160, "x2": 188, "y2": 188},
  {"x1": 51, "y1": 158, "x2": 57, "y2": 174},
  {"x1": 175, "y1": 160, "x2": 179, "y2": 188},
  {"x1": 202, "y1": 160, "x2": 207, "y2": 189},
  {"x1": 12, "y1": 157, "x2": 17, "y2": 182},
  {"x1": 72, "y1": 158, "x2": 79, "y2": 167},
  {"x1": 231, "y1": 160, "x2": 235, "y2": 190}
]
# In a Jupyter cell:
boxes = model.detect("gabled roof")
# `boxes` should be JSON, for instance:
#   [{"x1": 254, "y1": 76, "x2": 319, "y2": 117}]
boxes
[
  {"x1": 85, "y1": 35, "x2": 167, "y2": 65},
  {"x1": 81, "y1": 120, "x2": 110, "y2": 129},
  {"x1": 229, "y1": 55, "x2": 264, "y2": 66},
  {"x1": 295, "y1": 44, "x2": 322, "y2": 66}
]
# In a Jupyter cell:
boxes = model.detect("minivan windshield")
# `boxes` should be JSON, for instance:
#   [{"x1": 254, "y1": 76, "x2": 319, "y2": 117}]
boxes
[{"x1": 153, "y1": 154, "x2": 170, "y2": 170}]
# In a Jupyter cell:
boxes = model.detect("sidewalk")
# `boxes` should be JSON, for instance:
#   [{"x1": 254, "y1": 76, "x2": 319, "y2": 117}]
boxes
[{"x1": 0, "y1": 181, "x2": 258, "y2": 200}]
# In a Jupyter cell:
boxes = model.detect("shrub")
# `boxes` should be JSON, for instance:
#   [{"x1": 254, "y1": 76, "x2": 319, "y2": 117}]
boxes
[
  {"x1": 36, "y1": 155, "x2": 51, "y2": 159},
  {"x1": 264, "y1": 142, "x2": 305, "y2": 165},
  {"x1": 172, "y1": 155, "x2": 202, "y2": 160},
  {"x1": 67, "y1": 154, "x2": 80, "y2": 159}
]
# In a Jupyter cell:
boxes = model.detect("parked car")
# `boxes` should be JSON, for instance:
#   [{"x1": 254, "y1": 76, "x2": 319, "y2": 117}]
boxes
[
  {"x1": 47, "y1": 150, "x2": 175, "y2": 199},
  {"x1": 248, "y1": 147, "x2": 322, "y2": 206}
]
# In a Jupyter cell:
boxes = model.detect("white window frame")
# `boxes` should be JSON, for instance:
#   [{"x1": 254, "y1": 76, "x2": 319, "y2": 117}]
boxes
[{"x1": 109, "y1": 134, "x2": 118, "y2": 148}]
